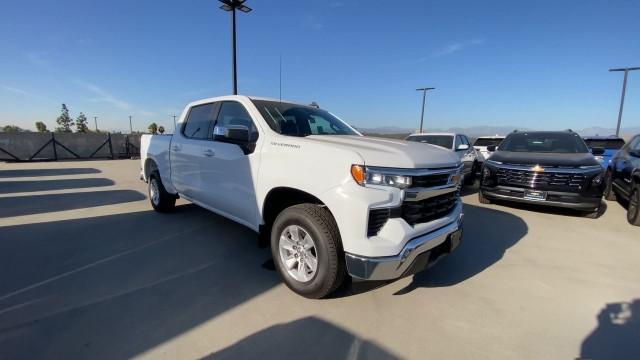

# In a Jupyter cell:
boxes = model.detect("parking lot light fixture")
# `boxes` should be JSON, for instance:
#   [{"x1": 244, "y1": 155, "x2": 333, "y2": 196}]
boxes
[
  {"x1": 416, "y1": 87, "x2": 435, "y2": 133},
  {"x1": 218, "y1": 0, "x2": 252, "y2": 95},
  {"x1": 609, "y1": 67, "x2": 640, "y2": 137}
]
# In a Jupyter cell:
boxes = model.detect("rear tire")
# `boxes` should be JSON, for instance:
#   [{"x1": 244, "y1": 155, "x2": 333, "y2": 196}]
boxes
[
  {"x1": 478, "y1": 190, "x2": 491, "y2": 204},
  {"x1": 603, "y1": 171, "x2": 617, "y2": 201},
  {"x1": 627, "y1": 185, "x2": 640, "y2": 226},
  {"x1": 270, "y1": 204, "x2": 346, "y2": 299},
  {"x1": 149, "y1": 172, "x2": 176, "y2": 212},
  {"x1": 583, "y1": 207, "x2": 602, "y2": 219}
]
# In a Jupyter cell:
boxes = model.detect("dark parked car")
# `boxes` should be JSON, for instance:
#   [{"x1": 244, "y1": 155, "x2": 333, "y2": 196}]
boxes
[
  {"x1": 603, "y1": 134, "x2": 640, "y2": 226},
  {"x1": 479, "y1": 130, "x2": 606, "y2": 217},
  {"x1": 583, "y1": 136, "x2": 625, "y2": 166}
]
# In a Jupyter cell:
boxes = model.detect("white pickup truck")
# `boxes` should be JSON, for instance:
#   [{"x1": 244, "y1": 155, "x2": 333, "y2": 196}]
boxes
[{"x1": 141, "y1": 95, "x2": 464, "y2": 298}]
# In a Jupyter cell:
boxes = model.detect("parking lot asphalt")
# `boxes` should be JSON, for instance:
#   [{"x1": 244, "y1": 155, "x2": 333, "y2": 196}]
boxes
[{"x1": 0, "y1": 159, "x2": 638, "y2": 360}]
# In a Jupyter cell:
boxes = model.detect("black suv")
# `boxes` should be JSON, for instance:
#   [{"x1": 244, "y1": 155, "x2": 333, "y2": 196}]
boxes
[
  {"x1": 479, "y1": 131, "x2": 606, "y2": 217},
  {"x1": 604, "y1": 133, "x2": 640, "y2": 226}
]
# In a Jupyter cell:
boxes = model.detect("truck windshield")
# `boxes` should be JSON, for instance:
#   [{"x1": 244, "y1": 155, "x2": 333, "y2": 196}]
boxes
[
  {"x1": 251, "y1": 100, "x2": 358, "y2": 137},
  {"x1": 584, "y1": 138, "x2": 625, "y2": 150},
  {"x1": 406, "y1": 135, "x2": 454, "y2": 149},
  {"x1": 474, "y1": 138, "x2": 504, "y2": 147},
  {"x1": 499, "y1": 132, "x2": 589, "y2": 153}
]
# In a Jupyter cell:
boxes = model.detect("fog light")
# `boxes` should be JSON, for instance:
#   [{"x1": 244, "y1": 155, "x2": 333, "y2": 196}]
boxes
[{"x1": 592, "y1": 172, "x2": 604, "y2": 186}]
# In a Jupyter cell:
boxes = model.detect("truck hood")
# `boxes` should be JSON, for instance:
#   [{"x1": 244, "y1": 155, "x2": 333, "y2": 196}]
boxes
[
  {"x1": 490, "y1": 151, "x2": 600, "y2": 167},
  {"x1": 304, "y1": 135, "x2": 459, "y2": 169}
]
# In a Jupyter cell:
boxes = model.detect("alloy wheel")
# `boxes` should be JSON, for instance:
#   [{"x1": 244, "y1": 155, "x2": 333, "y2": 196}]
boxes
[{"x1": 278, "y1": 225, "x2": 318, "y2": 282}]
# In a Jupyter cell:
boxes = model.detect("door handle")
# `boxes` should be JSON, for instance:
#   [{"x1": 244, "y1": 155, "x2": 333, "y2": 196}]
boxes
[
  {"x1": 203, "y1": 149, "x2": 215, "y2": 157},
  {"x1": 172, "y1": 146, "x2": 181, "y2": 152}
]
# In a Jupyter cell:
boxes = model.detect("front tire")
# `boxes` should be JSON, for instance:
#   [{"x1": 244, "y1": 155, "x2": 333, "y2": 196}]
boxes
[
  {"x1": 464, "y1": 162, "x2": 477, "y2": 185},
  {"x1": 478, "y1": 190, "x2": 491, "y2": 204},
  {"x1": 148, "y1": 172, "x2": 176, "y2": 212},
  {"x1": 627, "y1": 185, "x2": 640, "y2": 226},
  {"x1": 603, "y1": 171, "x2": 617, "y2": 201},
  {"x1": 270, "y1": 204, "x2": 346, "y2": 299}
]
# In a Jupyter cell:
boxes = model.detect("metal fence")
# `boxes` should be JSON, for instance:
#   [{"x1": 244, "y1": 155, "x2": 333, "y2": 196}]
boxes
[{"x1": 0, "y1": 133, "x2": 141, "y2": 162}]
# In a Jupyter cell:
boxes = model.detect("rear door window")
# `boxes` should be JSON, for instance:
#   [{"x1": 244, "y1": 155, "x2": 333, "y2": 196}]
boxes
[{"x1": 183, "y1": 103, "x2": 217, "y2": 140}]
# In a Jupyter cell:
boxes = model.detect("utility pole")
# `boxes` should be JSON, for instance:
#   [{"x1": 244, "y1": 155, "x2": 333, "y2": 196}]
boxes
[
  {"x1": 173, "y1": 115, "x2": 177, "y2": 131},
  {"x1": 610, "y1": 67, "x2": 640, "y2": 137},
  {"x1": 416, "y1": 87, "x2": 436, "y2": 133},
  {"x1": 129, "y1": 115, "x2": 133, "y2": 134},
  {"x1": 94, "y1": 116, "x2": 98, "y2": 131},
  {"x1": 279, "y1": 53, "x2": 282, "y2": 101},
  {"x1": 218, "y1": 0, "x2": 252, "y2": 95}
]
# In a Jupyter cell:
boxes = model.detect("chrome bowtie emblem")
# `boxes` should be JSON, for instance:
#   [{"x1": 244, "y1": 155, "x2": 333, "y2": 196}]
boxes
[{"x1": 531, "y1": 164, "x2": 545, "y2": 172}]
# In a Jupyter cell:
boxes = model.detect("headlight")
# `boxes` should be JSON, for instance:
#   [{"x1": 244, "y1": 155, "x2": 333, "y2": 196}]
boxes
[
  {"x1": 350, "y1": 165, "x2": 412, "y2": 189},
  {"x1": 482, "y1": 166, "x2": 491, "y2": 179},
  {"x1": 594, "y1": 156, "x2": 604, "y2": 162}
]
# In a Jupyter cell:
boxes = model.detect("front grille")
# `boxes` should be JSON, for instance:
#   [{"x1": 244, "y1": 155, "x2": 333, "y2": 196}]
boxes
[
  {"x1": 411, "y1": 173, "x2": 450, "y2": 188},
  {"x1": 496, "y1": 168, "x2": 587, "y2": 189},
  {"x1": 401, "y1": 191, "x2": 459, "y2": 225},
  {"x1": 367, "y1": 208, "x2": 390, "y2": 236}
]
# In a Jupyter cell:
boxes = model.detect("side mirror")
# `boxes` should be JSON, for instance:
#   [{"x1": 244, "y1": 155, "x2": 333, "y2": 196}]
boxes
[
  {"x1": 591, "y1": 147, "x2": 605, "y2": 156},
  {"x1": 214, "y1": 125, "x2": 249, "y2": 143},
  {"x1": 456, "y1": 144, "x2": 470, "y2": 151},
  {"x1": 630, "y1": 149, "x2": 640, "y2": 158},
  {"x1": 487, "y1": 145, "x2": 497, "y2": 152}
]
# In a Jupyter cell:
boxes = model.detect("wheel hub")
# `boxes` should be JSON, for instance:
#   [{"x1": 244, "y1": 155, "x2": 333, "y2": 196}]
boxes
[{"x1": 278, "y1": 225, "x2": 318, "y2": 282}]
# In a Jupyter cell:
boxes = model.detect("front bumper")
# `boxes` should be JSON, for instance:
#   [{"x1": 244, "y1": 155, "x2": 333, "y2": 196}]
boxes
[
  {"x1": 345, "y1": 211, "x2": 464, "y2": 281},
  {"x1": 480, "y1": 185, "x2": 602, "y2": 210}
]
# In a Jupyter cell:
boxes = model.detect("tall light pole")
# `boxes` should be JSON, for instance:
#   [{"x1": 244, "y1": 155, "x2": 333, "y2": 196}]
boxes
[
  {"x1": 129, "y1": 115, "x2": 133, "y2": 134},
  {"x1": 94, "y1": 116, "x2": 98, "y2": 131},
  {"x1": 610, "y1": 67, "x2": 640, "y2": 137},
  {"x1": 219, "y1": 0, "x2": 252, "y2": 95},
  {"x1": 416, "y1": 87, "x2": 435, "y2": 133},
  {"x1": 173, "y1": 115, "x2": 177, "y2": 131}
]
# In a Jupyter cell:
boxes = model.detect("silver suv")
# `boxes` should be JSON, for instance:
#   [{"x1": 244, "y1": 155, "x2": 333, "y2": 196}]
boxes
[{"x1": 406, "y1": 132, "x2": 479, "y2": 185}]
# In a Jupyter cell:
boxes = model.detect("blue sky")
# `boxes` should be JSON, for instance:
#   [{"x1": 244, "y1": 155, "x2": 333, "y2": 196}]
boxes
[{"x1": 1, "y1": 0, "x2": 639, "y2": 132}]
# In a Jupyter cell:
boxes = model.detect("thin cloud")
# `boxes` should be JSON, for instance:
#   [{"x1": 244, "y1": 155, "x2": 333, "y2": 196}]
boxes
[
  {"x1": 0, "y1": 84, "x2": 56, "y2": 103},
  {"x1": 137, "y1": 110, "x2": 155, "y2": 117},
  {"x1": 75, "y1": 80, "x2": 132, "y2": 111},
  {"x1": 26, "y1": 52, "x2": 49, "y2": 67},
  {"x1": 0, "y1": 84, "x2": 29, "y2": 96},
  {"x1": 432, "y1": 39, "x2": 485, "y2": 57}
]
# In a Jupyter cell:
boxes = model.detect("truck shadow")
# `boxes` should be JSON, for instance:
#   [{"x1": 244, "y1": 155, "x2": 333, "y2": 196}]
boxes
[
  {"x1": 0, "y1": 178, "x2": 114, "y2": 194},
  {"x1": 0, "y1": 190, "x2": 146, "y2": 217},
  {"x1": 394, "y1": 203, "x2": 528, "y2": 294},
  {"x1": 205, "y1": 316, "x2": 399, "y2": 359},
  {"x1": 0, "y1": 168, "x2": 101, "y2": 178},
  {"x1": 580, "y1": 299, "x2": 640, "y2": 360},
  {"x1": 0, "y1": 204, "x2": 281, "y2": 360}
]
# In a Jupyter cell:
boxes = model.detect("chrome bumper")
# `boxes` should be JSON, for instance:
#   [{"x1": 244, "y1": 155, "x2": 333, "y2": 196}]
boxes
[{"x1": 345, "y1": 210, "x2": 464, "y2": 281}]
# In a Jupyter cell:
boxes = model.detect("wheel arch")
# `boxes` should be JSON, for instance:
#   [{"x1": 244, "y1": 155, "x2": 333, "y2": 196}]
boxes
[
  {"x1": 261, "y1": 187, "x2": 334, "y2": 229},
  {"x1": 144, "y1": 157, "x2": 159, "y2": 181}
]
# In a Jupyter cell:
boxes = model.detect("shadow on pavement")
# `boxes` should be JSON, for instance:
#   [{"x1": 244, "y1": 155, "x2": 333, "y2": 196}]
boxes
[
  {"x1": 580, "y1": 299, "x2": 640, "y2": 360},
  {"x1": 207, "y1": 316, "x2": 398, "y2": 359},
  {"x1": 0, "y1": 178, "x2": 114, "y2": 194},
  {"x1": 394, "y1": 203, "x2": 528, "y2": 294},
  {"x1": 0, "y1": 204, "x2": 280, "y2": 360},
  {"x1": 0, "y1": 168, "x2": 101, "y2": 178},
  {"x1": 0, "y1": 190, "x2": 146, "y2": 217}
]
